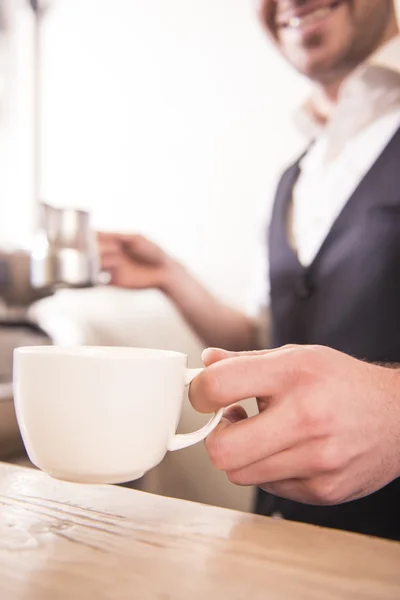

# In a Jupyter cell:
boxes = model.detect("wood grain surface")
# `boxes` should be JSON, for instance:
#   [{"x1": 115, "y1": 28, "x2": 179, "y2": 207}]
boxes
[{"x1": 0, "y1": 462, "x2": 399, "y2": 599}]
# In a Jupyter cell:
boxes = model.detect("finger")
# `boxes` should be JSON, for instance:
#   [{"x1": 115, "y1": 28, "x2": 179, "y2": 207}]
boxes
[
  {"x1": 201, "y1": 348, "x2": 228, "y2": 366},
  {"x1": 97, "y1": 231, "x2": 130, "y2": 240},
  {"x1": 201, "y1": 345, "x2": 299, "y2": 367},
  {"x1": 259, "y1": 480, "x2": 311, "y2": 505},
  {"x1": 97, "y1": 239, "x2": 121, "y2": 255},
  {"x1": 205, "y1": 403, "x2": 301, "y2": 471},
  {"x1": 190, "y1": 349, "x2": 301, "y2": 413},
  {"x1": 223, "y1": 404, "x2": 248, "y2": 424},
  {"x1": 225, "y1": 440, "x2": 325, "y2": 486},
  {"x1": 97, "y1": 231, "x2": 112, "y2": 241},
  {"x1": 100, "y1": 252, "x2": 121, "y2": 270},
  {"x1": 122, "y1": 235, "x2": 163, "y2": 265},
  {"x1": 96, "y1": 231, "x2": 121, "y2": 246},
  {"x1": 203, "y1": 405, "x2": 248, "y2": 447},
  {"x1": 107, "y1": 272, "x2": 129, "y2": 288}
]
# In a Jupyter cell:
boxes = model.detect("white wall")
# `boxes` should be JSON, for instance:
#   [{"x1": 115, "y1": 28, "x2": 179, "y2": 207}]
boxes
[
  {"x1": 0, "y1": 0, "x2": 35, "y2": 248},
  {"x1": 38, "y1": 0, "x2": 309, "y2": 305}
]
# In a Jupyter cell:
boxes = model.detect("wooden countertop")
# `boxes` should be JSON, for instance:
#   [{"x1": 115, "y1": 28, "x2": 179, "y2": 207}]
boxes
[{"x1": 0, "y1": 463, "x2": 399, "y2": 599}]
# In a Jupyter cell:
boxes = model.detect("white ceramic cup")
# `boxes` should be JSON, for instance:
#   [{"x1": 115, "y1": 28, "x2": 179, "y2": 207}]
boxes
[{"x1": 13, "y1": 346, "x2": 223, "y2": 484}]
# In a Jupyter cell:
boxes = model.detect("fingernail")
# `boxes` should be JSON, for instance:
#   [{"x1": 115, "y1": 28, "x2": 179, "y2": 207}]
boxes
[{"x1": 201, "y1": 347, "x2": 225, "y2": 360}]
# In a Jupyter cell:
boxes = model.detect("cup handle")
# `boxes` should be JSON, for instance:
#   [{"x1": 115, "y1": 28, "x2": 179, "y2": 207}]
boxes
[{"x1": 167, "y1": 368, "x2": 224, "y2": 452}]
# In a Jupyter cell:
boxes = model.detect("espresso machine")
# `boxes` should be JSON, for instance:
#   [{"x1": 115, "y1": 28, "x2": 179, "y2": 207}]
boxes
[{"x1": 0, "y1": 201, "x2": 102, "y2": 385}]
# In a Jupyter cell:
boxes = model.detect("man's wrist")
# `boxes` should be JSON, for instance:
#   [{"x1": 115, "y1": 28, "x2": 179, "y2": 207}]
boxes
[{"x1": 157, "y1": 257, "x2": 186, "y2": 297}]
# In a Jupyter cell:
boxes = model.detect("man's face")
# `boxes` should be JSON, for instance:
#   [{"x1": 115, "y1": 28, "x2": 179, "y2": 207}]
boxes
[{"x1": 259, "y1": 1, "x2": 395, "y2": 84}]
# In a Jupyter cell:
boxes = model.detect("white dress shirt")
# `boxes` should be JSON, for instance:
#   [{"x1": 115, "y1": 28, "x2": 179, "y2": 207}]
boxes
[{"x1": 249, "y1": 35, "x2": 400, "y2": 347}]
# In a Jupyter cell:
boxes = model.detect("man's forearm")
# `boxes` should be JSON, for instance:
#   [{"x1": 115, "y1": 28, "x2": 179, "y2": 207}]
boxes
[{"x1": 160, "y1": 260, "x2": 259, "y2": 351}]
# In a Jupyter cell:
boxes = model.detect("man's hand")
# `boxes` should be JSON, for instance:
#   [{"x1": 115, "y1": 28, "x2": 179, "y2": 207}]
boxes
[
  {"x1": 97, "y1": 232, "x2": 172, "y2": 290},
  {"x1": 189, "y1": 345, "x2": 400, "y2": 505}
]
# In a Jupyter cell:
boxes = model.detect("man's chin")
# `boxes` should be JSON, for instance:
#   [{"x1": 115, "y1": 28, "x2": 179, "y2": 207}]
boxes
[{"x1": 282, "y1": 49, "x2": 345, "y2": 84}]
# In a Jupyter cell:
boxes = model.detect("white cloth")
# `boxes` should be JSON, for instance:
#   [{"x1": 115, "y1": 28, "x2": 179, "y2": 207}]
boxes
[{"x1": 248, "y1": 35, "x2": 400, "y2": 347}]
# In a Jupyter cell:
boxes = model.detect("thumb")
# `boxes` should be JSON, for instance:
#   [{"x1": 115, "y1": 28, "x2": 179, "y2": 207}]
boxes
[
  {"x1": 201, "y1": 347, "x2": 277, "y2": 367},
  {"x1": 201, "y1": 348, "x2": 234, "y2": 366}
]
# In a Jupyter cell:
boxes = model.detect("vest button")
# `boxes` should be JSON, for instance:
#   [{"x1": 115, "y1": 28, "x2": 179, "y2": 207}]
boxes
[{"x1": 295, "y1": 273, "x2": 313, "y2": 299}]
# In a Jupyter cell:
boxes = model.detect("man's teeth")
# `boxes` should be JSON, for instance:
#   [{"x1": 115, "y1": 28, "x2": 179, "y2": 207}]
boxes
[{"x1": 287, "y1": 7, "x2": 332, "y2": 29}]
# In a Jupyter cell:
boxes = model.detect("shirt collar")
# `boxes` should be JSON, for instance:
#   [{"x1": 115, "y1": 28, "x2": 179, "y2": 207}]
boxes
[
  {"x1": 369, "y1": 34, "x2": 400, "y2": 73},
  {"x1": 293, "y1": 34, "x2": 400, "y2": 141}
]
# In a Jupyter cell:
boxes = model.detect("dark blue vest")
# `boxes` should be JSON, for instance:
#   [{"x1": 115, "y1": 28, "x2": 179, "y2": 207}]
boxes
[{"x1": 256, "y1": 125, "x2": 400, "y2": 540}]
